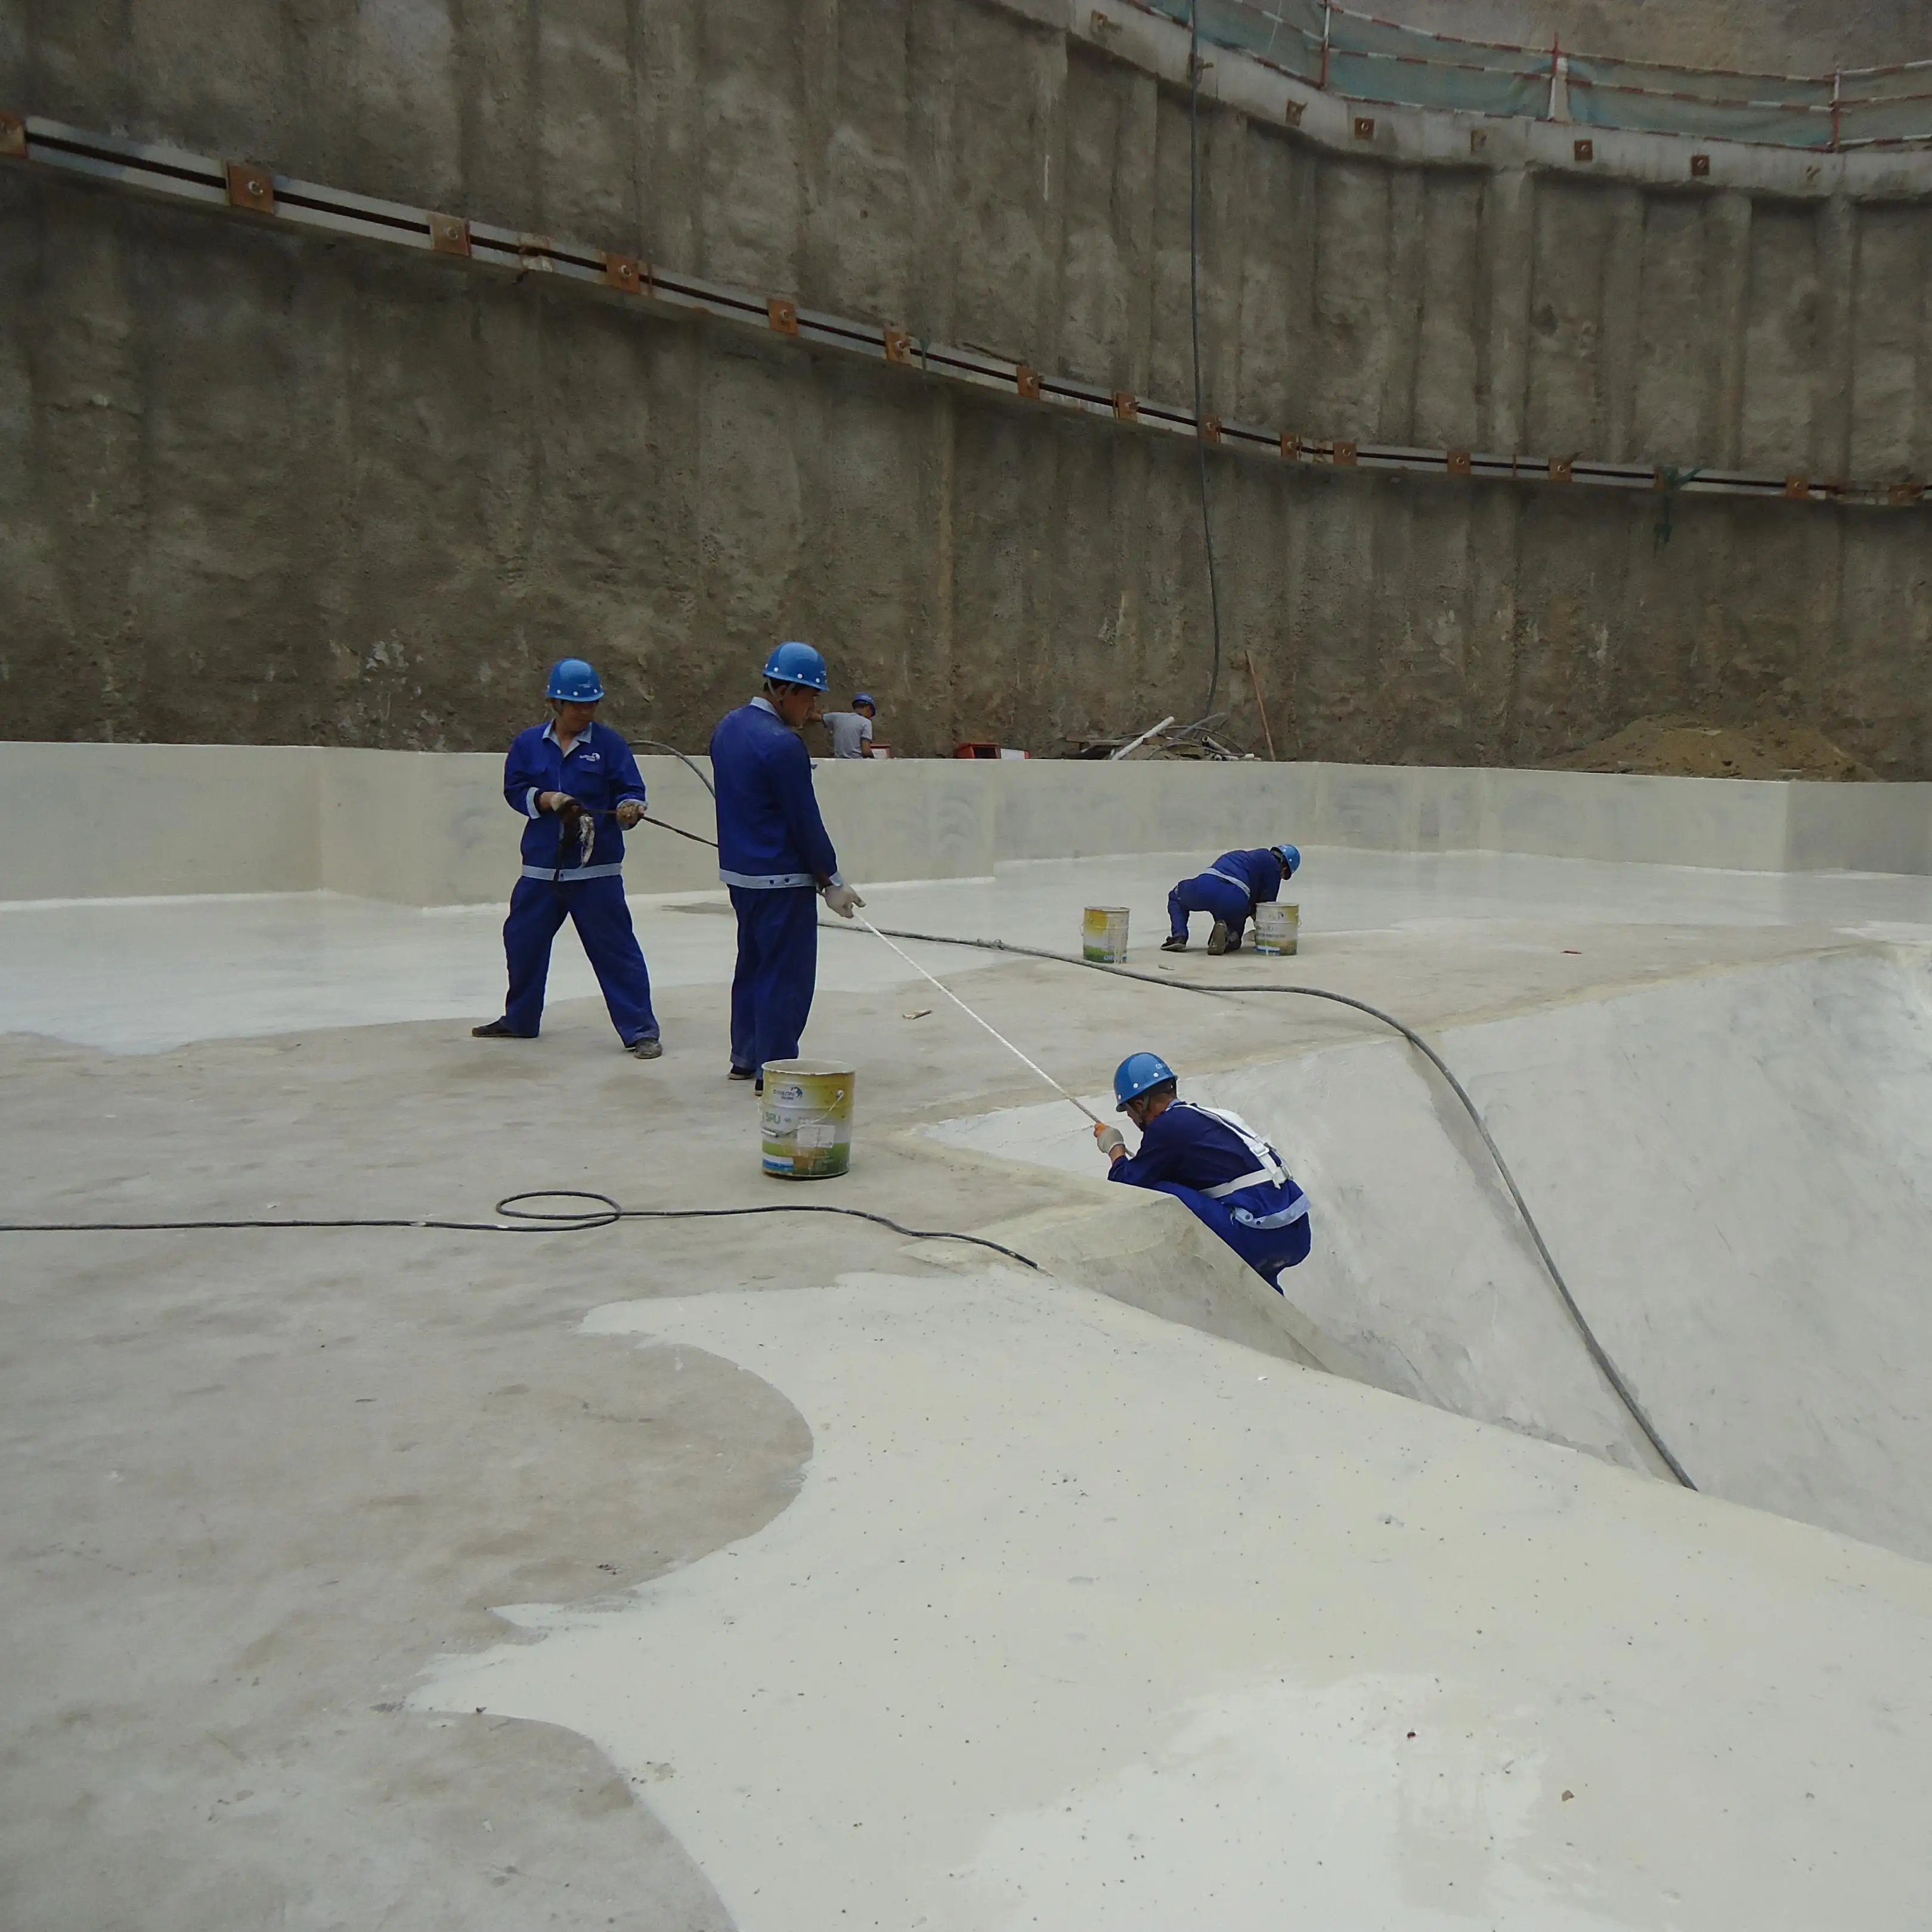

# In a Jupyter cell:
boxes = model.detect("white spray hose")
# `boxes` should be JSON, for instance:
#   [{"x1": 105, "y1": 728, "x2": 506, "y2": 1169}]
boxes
[{"x1": 854, "y1": 914, "x2": 1105, "y2": 1127}]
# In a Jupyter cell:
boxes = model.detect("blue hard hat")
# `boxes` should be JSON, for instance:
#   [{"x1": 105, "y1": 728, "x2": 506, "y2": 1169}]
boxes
[
  {"x1": 853, "y1": 692, "x2": 876, "y2": 710},
  {"x1": 546, "y1": 657, "x2": 605, "y2": 702},
  {"x1": 763, "y1": 641, "x2": 829, "y2": 693},
  {"x1": 1272, "y1": 843, "x2": 1301, "y2": 877},
  {"x1": 1113, "y1": 1051, "x2": 1177, "y2": 1112}
]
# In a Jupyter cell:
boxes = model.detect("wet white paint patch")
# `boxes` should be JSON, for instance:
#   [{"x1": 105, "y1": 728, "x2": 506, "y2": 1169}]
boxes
[{"x1": 414, "y1": 1274, "x2": 1932, "y2": 1931}]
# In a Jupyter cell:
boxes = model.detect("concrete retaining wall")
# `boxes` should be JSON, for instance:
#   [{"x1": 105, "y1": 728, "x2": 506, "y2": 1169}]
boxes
[
  {"x1": 7, "y1": 742, "x2": 1929, "y2": 905},
  {"x1": 7, "y1": 2, "x2": 1932, "y2": 773}
]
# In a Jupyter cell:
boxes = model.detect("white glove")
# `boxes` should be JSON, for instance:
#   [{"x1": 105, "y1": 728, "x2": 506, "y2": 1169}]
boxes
[
  {"x1": 822, "y1": 883, "x2": 866, "y2": 920},
  {"x1": 614, "y1": 800, "x2": 646, "y2": 828},
  {"x1": 1094, "y1": 1123, "x2": 1126, "y2": 1158}
]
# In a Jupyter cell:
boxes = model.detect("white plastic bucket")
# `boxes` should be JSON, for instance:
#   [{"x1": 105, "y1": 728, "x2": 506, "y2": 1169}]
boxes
[
  {"x1": 760, "y1": 1060, "x2": 856, "y2": 1179},
  {"x1": 1253, "y1": 902, "x2": 1299, "y2": 956},
  {"x1": 1082, "y1": 906, "x2": 1130, "y2": 963}
]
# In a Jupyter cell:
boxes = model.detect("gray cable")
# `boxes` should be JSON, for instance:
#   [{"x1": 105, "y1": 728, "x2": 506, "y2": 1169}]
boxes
[{"x1": 829, "y1": 918, "x2": 1696, "y2": 1490}]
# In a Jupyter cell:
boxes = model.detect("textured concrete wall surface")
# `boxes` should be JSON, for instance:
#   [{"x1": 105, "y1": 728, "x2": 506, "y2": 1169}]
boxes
[
  {"x1": 5, "y1": 1, "x2": 1932, "y2": 770},
  {"x1": 8, "y1": 742, "x2": 1931, "y2": 905}
]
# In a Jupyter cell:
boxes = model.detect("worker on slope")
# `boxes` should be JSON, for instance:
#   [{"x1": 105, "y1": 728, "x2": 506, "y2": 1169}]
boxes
[
  {"x1": 821, "y1": 691, "x2": 878, "y2": 760},
  {"x1": 472, "y1": 657, "x2": 662, "y2": 1058},
  {"x1": 1094, "y1": 1053, "x2": 1311, "y2": 1289},
  {"x1": 1162, "y1": 843, "x2": 1300, "y2": 954},
  {"x1": 710, "y1": 642, "x2": 866, "y2": 1085}
]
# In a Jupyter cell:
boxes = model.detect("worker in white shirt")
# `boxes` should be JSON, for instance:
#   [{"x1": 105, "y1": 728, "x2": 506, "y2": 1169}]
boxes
[{"x1": 821, "y1": 692, "x2": 877, "y2": 759}]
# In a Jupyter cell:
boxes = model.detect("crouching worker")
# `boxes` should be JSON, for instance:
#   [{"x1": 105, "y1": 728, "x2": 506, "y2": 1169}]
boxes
[
  {"x1": 472, "y1": 657, "x2": 662, "y2": 1058},
  {"x1": 710, "y1": 642, "x2": 866, "y2": 1086},
  {"x1": 1163, "y1": 843, "x2": 1300, "y2": 953},
  {"x1": 1094, "y1": 1052, "x2": 1311, "y2": 1290}
]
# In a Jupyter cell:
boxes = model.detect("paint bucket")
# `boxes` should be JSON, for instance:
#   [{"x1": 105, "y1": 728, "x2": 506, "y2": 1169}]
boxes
[
  {"x1": 760, "y1": 1060, "x2": 856, "y2": 1179},
  {"x1": 1082, "y1": 906, "x2": 1131, "y2": 964},
  {"x1": 1253, "y1": 901, "x2": 1299, "y2": 956}
]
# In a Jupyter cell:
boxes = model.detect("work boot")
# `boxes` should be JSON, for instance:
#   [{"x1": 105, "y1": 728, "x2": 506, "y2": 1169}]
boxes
[
  {"x1": 728, "y1": 1064, "x2": 757, "y2": 1082},
  {"x1": 1160, "y1": 934, "x2": 1188, "y2": 952},
  {"x1": 471, "y1": 1018, "x2": 533, "y2": 1039},
  {"x1": 626, "y1": 1035, "x2": 663, "y2": 1060},
  {"x1": 1206, "y1": 920, "x2": 1231, "y2": 955}
]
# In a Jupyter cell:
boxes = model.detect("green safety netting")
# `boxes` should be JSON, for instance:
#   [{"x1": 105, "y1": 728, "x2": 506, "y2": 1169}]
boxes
[
  {"x1": 1144, "y1": 0, "x2": 1932, "y2": 148},
  {"x1": 1566, "y1": 54, "x2": 1834, "y2": 147},
  {"x1": 1157, "y1": 0, "x2": 1325, "y2": 82}
]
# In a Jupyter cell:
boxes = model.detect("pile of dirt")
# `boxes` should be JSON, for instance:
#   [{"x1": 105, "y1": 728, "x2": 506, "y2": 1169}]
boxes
[{"x1": 1543, "y1": 716, "x2": 1875, "y2": 782}]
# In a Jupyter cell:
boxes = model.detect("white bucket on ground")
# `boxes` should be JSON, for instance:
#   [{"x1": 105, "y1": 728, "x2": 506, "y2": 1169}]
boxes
[
  {"x1": 1254, "y1": 902, "x2": 1299, "y2": 955},
  {"x1": 1083, "y1": 906, "x2": 1130, "y2": 963},
  {"x1": 761, "y1": 1060, "x2": 856, "y2": 1179}
]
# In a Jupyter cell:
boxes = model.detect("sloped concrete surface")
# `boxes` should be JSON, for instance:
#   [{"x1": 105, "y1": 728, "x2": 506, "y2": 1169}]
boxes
[
  {"x1": 932, "y1": 942, "x2": 1932, "y2": 1559},
  {"x1": 8, "y1": 843, "x2": 1932, "y2": 1924}
]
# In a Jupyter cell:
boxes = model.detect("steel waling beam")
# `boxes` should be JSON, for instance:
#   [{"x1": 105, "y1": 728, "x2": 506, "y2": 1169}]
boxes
[{"x1": 2, "y1": 110, "x2": 1923, "y2": 513}]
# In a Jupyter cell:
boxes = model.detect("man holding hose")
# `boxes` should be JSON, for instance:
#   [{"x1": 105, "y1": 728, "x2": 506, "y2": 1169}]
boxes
[
  {"x1": 710, "y1": 642, "x2": 865, "y2": 1086},
  {"x1": 1094, "y1": 1052, "x2": 1312, "y2": 1289},
  {"x1": 472, "y1": 657, "x2": 662, "y2": 1057}
]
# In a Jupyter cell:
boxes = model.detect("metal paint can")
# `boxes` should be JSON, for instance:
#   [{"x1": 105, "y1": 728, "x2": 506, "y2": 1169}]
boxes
[
  {"x1": 1082, "y1": 905, "x2": 1131, "y2": 964},
  {"x1": 760, "y1": 1060, "x2": 856, "y2": 1179},
  {"x1": 1254, "y1": 901, "x2": 1299, "y2": 955}
]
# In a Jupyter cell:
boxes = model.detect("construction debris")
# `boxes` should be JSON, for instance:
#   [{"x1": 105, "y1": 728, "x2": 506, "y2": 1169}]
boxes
[{"x1": 1066, "y1": 714, "x2": 1257, "y2": 761}]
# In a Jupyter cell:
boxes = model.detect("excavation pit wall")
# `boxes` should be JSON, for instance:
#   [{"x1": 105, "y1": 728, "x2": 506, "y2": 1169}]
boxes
[{"x1": 13, "y1": 0, "x2": 1932, "y2": 770}]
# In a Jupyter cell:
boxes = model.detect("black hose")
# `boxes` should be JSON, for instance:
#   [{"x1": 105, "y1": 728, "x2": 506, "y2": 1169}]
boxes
[
  {"x1": 1188, "y1": 1, "x2": 1225, "y2": 719},
  {"x1": 827, "y1": 918, "x2": 1697, "y2": 1490},
  {"x1": 0, "y1": 1190, "x2": 1042, "y2": 1272},
  {"x1": 634, "y1": 741, "x2": 716, "y2": 799}
]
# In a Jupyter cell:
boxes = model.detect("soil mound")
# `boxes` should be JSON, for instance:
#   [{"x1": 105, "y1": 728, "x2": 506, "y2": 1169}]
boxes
[{"x1": 1543, "y1": 715, "x2": 1874, "y2": 781}]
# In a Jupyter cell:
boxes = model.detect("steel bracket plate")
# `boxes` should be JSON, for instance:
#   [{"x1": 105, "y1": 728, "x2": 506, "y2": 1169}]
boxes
[
  {"x1": 1332, "y1": 440, "x2": 1358, "y2": 466},
  {"x1": 429, "y1": 213, "x2": 470, "y2": 256},
  {"x1": 1447, "y1": 449, "x2": 1472, "y2": 476},
  {"x1": 768, "y1": 298, "x2": 798, "y2": 335},
  {"x1": 884, "y1": 327, "x2": 914, "y2": 366},
  {"x1": 1550, "y1": 456, "x2": 1574, "y2": 483},
  {"x1": 1015, "y1": 364, "x2": 1042, "y2": 400},
  {"x1": 1201, "y1": 417, "x2": 1222, "y2": 443},
  {"x1": 603, "y1": 252, "x2": 643, "y2": 295},
  {"x1": 0, "y1": 112, "x2": 24, "y2": 159},
  {"x1": 1281, "y1": 432, "x2": 1301, "y2": 458},
  {"x1": 225, "y1": 162, "x2": 274, "y2": 213},
  {"x1": 1113, "y1": 391, "x2": 1138, "y2": 422},
  {"x1": 1784, "y1": 473, "x2": 1809, "y2": 498}
]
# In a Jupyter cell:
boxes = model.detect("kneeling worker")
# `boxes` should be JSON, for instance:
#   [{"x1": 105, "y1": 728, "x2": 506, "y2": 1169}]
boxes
[
  {"x1": 1163, "y1": 843, "x2": 1300, "y2": 953},
  {"x1": 1094, "y1": 1053, "x2": 1311, "y2": 1289},
  {"x1": 710, "y1": 642, "x2": 866, "y2": 1083},
  {"x1": 472, "y1": 657, "x2": 662, "y2": 1057}
]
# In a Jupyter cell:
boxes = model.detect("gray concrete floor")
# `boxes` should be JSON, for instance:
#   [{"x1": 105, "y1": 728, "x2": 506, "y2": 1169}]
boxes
[{"x1": 5, "y1": 852, "x2": 1931, "y2": 1927}]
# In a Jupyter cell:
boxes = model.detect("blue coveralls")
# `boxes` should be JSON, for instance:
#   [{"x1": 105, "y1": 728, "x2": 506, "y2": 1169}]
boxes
[
  {"x1": 1168, "y1": 847, "x2": 1287, "y2": 945},
  {"x1": 1109, "y1": 1099, "x2": 1312, "y2": 1287},
  {"x1": 491, "y1": 720, "x2": 659, "y2": 1045},
  {"x1": 709, "y1": 696, "x2": 845, "y2": 1075}
]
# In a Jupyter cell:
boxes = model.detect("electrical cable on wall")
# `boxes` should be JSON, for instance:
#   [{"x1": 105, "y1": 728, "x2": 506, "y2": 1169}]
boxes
[{"x1": 1188, "y1": 0, "x2": 1226, "y2": 720}]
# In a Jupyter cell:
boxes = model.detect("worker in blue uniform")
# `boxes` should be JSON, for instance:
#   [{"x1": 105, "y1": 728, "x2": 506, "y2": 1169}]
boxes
[
  {"x1": 472, "y1": 657, "x2": 663, "y2": 1058},
  {"x1": 1163, "y1": 843, "x2": 1301, "y2": 953},
  {"x1": 710, "y1": 642, "x2": 866, "y2": 1084},
  {"x1": 1094, "y1": 1052, "x2": 1311, "y2": 1289}
]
